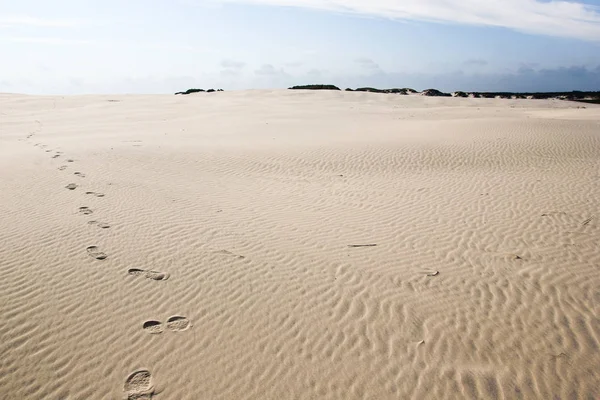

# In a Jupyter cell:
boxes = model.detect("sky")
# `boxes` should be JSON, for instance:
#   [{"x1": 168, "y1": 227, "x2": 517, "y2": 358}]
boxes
[{"x1": 1, "y1": 0, "x2": 600, "y2": 94}]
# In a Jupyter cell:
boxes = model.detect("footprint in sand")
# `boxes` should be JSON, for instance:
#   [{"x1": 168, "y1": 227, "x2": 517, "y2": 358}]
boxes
[
  {"x1": 79, "y1": 207, "x2": 93, "y2": 215},
  {"x1": 86, "y1": 246, "x2": 107, "y2": 260},
  {"x1": 142, "y1": 320, "x2": 164, "y2": 334},
  {"x1": 128, "y1": 268, "x2": 170, "y2": 281},
  {"x1": 52, "y1": 154, "x2": 61, "y2": 159},
  {"x1": 87, "y1": 220, "x2": 110, "y2": 229},
  {"x1": 66, "y1": 159, "x2": 74, "y2": 163},
  {"x1": 74, "y1": 172, "x2": 86, "y2": 178},
  {"x1": 124, "y1": 370, "x2": 154, "y2": 400},
  {"x1": 166, "y1": 316, "x2": 191, "y2": 331},
  {"x1": 58, "y1": 166, "x2": 67, "y2": 171},
  {"x1": 65, "y1": 183, "x2": 78, "y2": 190},
  {"x1": 142, "y1": 316, "x2": 191, "y2": 334},
  {"x1": 86, "y1": 191, "x2": 105, "y2": 197}
]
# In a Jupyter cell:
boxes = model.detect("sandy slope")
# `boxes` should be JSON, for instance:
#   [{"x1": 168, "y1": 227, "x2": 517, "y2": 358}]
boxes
[{"x1": 0, "y1": 90, "x2": 599, "y2": 399}]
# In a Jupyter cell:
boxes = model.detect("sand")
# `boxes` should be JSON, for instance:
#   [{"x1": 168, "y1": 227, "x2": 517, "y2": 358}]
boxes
[{"x1": 0, "y1": 90, "x2": 599, "y2": 399}]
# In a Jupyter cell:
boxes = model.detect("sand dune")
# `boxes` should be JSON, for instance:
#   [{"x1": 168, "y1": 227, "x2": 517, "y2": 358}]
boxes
[{"x1": 0, "y1": 90, "x2": 599, "y2": 399}]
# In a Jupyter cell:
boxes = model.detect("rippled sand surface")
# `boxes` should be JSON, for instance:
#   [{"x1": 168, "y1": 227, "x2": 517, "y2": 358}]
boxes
[{"x1": 1, "y1": 90, "x2": 599, "y2": 399}]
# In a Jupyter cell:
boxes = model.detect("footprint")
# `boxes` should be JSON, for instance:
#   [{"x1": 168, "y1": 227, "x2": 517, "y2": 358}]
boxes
[
  {"x1": 86, "y1": 191, "x2": 105, "y2": 197},
  {"x1": 128, "y1": 268, "x2": 170, "y2": 281},
  {"x1": 142, "y1": 320, "x2": 164, "y2": 335},
  {"x1": 67, "y1": 159, "x2": 74, "y2": 163},
  {"x1": 74, "y1": 172, "x2": 86, "y2": 178},
  {"x1": 86, "y1": 246, "x2": 107, "y2": 260},
  {"x1": 52, "y1": 154, "x2": 61, "y2": 159},
  {"x1": 79, "y1": 207, "x2": 93, "y2": 215},
  {"x1": 65, "y1": 183, "x2": 78, "y2": 190},
  {"x1": 124, "y1": 370, "x2": 154, "y2": 400},
  {"x1": 166, "y1": 316, "x2": 190, "y2": 332},
  {"x1": 58, "y1": 166, "x2": 67, "y2": 171},
  {"x1": 88, "y1": 220, "x2": 110, "y2": 229},
  {"x1": 142, "y1": 317, "x2": 190, "y2": 334}
]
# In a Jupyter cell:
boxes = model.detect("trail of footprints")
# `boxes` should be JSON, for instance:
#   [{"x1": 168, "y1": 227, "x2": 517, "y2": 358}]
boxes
[{"x1": 27, "y1": 136, "x2": 188, "y2": 398}]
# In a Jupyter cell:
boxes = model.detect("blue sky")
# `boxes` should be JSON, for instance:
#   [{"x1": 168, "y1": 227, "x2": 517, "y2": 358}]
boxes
[{"x1": 1, "y1": 0, "x2": 600, "y2": 94}]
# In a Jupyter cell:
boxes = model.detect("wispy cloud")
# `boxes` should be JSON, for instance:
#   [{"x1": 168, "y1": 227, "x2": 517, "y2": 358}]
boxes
[
  {"x1": 216, "y1": 0, "x2": 600, "y2": 41},
  {"x1": 464, "y1": 59, "x2": 488, "y2": 67},
  {"x1": 254, "y1": 64, "x2": 290, "y2": 79},
  {"x1": 220, "y1": 59, "x2": 246, "y2": 77},
  {"x1": 221, "y1": 59, "x2": 246, "y2": 69},
  {"x1": 355, "y1": 57, "x2": 382, "y2": 71},
  {"x1": 335, "y1": 64, "x2": 600, "y2": 92},
  {"x1": 0, "y1": 37, "x2": 91, "y2": 45},
  {"x1": 0, "y1": 15, "x2": 86, "y2": 28}
]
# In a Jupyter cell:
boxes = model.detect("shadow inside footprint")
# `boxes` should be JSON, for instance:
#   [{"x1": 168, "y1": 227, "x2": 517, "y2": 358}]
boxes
[
  {"x1": 88, "y1": 220, "x2": 110, "y2": 229},
  {"x1": 166, "y1": 316, "x2": 190, "y2": 332},
  {"x1": 65, "y1": 183, "x2": 78, "y2": 190},
  {"x1": 58, "y1": 166, "x2": 67, "y2": 171},
  {"x1": 146, "y1": 271, "x2": 169, "y2": 281},
  {"x1": 142, "y1": 320, "x2": 164, "y2": 334},
  {"x1": 128, "y1": 268, "x2": 170, "y2": 281},
  {"x1": 128, "y1": 268, "x2": 145, "y2": 276},
  {"x1": 86, "y1": 246, "x2": 107, "y2": 260},
  {"x1": 86, "y1": 191, "x2": 105, "y2": 197},
  {"x1": 79, "y1": 207, "x2": 93, "y2": 215},
  {"x1": 124, "y1": 370, "x2": 154, "y2": 400},
  {"x1": 74, "y1": 172, "x2": 86, "y2": 177}
]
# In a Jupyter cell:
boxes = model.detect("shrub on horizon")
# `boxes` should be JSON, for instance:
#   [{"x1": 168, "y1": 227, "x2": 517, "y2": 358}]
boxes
[
  {"x1": 175, "y1": 88, "x2": 205, "y2": 95},
  {"x1": 288, "y1": 84, "x2": 341, "y2": 91}
]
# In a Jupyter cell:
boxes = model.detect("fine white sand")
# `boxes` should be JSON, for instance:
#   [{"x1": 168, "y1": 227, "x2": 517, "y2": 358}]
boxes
[{"x1": 1, "y1": 90, "x2": 599, "y2": 399}]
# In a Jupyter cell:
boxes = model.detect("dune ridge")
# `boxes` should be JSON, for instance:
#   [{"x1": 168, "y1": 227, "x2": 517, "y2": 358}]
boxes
[{"x1": 0, "y1": 90, "x2": 599, "y2": 399}]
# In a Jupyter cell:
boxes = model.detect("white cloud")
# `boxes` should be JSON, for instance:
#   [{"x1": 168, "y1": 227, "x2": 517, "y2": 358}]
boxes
[
  {"x1": 284, "y1": 61, "x2": 303, "y2": 68},
  {"x1": 0, "y1": 37, "x2": 91, "y2": 45},
  {"x1": 221, "y1": 59, "x2": 246, "y2": 69},
  {"x1": 0, "y1": 15, "x2": 86, "y2": 28},
  {"x1": 255, "y1": 64, "x2": 278, "y2": 75},
  {"x1": 215, "y1": 0, "x2": 600, "y2": 41},
  {"x1": 355, "y1": 57, "x2": 381, "y2": 71},
  {"x1": 464, "y1": 59, "x2": 488, "y2": 67}
]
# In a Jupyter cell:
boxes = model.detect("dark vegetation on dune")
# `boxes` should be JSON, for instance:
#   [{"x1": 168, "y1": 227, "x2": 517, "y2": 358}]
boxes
[
  {"x1": 346, "y1": 87, "x2": 417, "y2": 94},
  {"x1": 175, "y1": 88, "x2": 224, "y2": 95},
  {"x1": 574, "y1": 98, "x2": 600, "y2": 104},
  {"x1": 174, "y1": 85, "x2": 600, "y2": 104},
  {"x1": 288, "y1": 84, "x2": 341, "y2": 90},
  {"x1": 421, "y1": 89, "x2": 451, "y2": 97},
  {"x1": 287, "y1": 85, "x2": 600, "y2": 103},
  {"x1": 467, "y1": 91, "x2": 600, "y2": 101}
]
